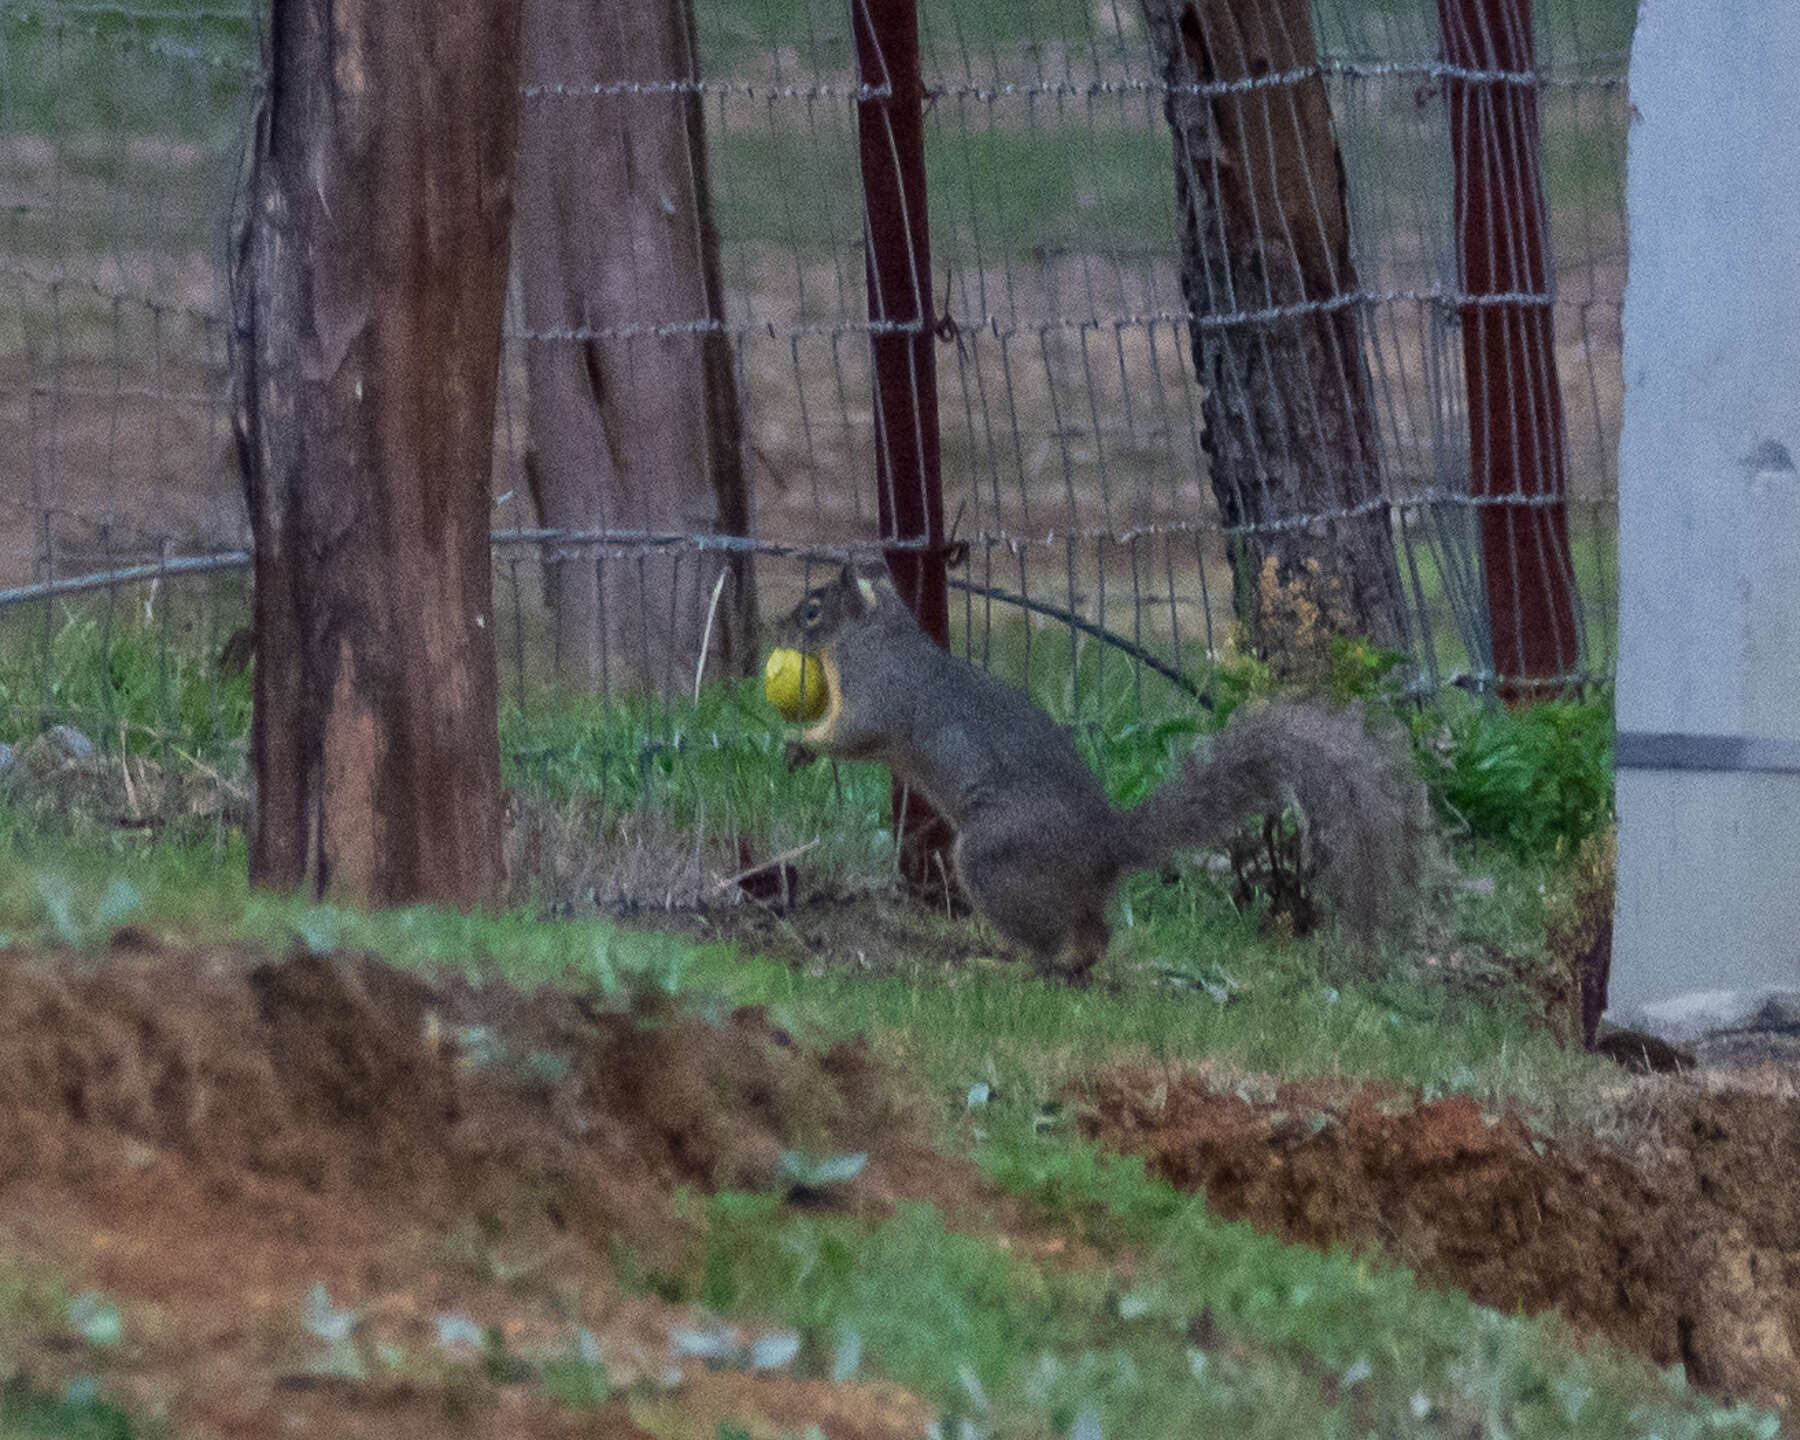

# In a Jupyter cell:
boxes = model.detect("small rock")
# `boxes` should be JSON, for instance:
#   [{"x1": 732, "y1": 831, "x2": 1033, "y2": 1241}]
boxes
[
  {"x1": 1622, "y1": 986, "x2": 1800, "y2": 1044},
  {"x1": 1739, "y1": 993, "x2": 1800, "y2": 1033},
  {"x1": 433, "y1": 1313, "x2": 484, "y2": 1353},
  {"x1": 4, "y1": 729, "x2": 101, "y2": 794},
  {"x1": 46, "y1": 724, "x2": 97, "y2": 764}
]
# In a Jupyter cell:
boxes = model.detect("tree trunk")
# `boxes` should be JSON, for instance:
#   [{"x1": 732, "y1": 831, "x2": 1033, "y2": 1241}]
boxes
[
  {"x1": 232, "y1": 0, "x2": 518, "y2": 907},
  {"x1": 515, "y1": 0, "x2": 753, "y2": 694},
  {"x1": 1141, "y1": 0, "x2": 1407, "y2": 650}
]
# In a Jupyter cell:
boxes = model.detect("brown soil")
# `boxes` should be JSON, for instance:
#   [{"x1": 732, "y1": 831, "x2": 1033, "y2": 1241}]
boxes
[
  {"x1": 651, "y1": 887, "x2": 993, "y2": 980},
  {"x1": 9, "y1": 929, "x2": 1794, "y2": 1433},
  {"x1": 0, "y1": 937, "x2": 943, "y2": 1439},
  {"x1": 1079, "y1": 1067, "x2": 1800, "y2": 1408}
]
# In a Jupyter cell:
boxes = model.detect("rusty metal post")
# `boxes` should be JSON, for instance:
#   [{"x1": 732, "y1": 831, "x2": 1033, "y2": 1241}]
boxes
[
  {"x1": 1438, "y1": 0, "x2": 1580, "y2": 695},
  {"x1": 852, "y1": 0, "x2": 954, "y2": 890}
]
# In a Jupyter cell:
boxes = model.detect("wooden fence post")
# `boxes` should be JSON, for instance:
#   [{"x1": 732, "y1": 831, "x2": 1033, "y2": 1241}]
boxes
[
  {"x1": 515, "y1": 0, "x2": 754, "y2": 694},
  {"x1": 234, "y1": 0, "x2": 521, "y2": 906},
  {"x1": 1141, "y1": 0, "x2": 1407, "y2": 651}
]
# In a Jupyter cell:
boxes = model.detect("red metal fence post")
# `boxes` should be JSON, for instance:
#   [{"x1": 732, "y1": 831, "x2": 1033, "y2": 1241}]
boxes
[
  {"x1": 1438, "y1": 0, "x2": 1580, "y2": 695},
  {"x1": 853, "y1": 0, "x2": 947, "y2": 638},
  {"x1": 852, "y1": 0, "x2": 955, "y2": 886}
]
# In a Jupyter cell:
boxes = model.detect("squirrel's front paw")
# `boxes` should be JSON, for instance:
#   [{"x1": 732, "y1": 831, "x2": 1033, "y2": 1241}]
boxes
[{"x1": 784, "y1": 740, "x2": 820, "y2": 772}]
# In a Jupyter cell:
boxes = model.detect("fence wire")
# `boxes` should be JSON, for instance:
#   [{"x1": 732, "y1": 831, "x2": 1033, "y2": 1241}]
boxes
[{"x1": 0, "y1": 0, "x2": 1628, "y2": 902}]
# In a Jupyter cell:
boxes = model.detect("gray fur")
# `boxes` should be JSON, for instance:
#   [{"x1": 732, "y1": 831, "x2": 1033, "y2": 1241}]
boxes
[{"x1": 784, "y1": 564, "x2": 1426, "y2": 977}]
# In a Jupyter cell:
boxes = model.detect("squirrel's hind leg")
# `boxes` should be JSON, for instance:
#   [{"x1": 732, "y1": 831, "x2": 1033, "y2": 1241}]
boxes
[
  {"x1": 956, "y1": 829, "x2": 1116, "y2": 986},
  {"x1": 1057, "y1": 913, "x2": 1111, "y2": 986},
  {"x1": 1025, "y1": 912, "x2": 1110, "y2": 988}
]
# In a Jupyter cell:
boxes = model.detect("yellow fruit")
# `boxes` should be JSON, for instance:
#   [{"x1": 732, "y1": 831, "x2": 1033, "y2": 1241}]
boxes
[{"x1": 763, "y1": 647, "x2": 828, "y2": 723}]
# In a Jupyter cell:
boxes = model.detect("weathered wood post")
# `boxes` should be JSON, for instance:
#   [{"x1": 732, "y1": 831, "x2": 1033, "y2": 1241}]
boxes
[
  {"x1": 233, "y1": 0, "x2": 521, "y2": 906},
  {"x1": 1140, "y1": 0, "x2": 1406, "y2": 650},
  {"x1": 515, "y1": 0, "x2": 754, "y2": 694}
]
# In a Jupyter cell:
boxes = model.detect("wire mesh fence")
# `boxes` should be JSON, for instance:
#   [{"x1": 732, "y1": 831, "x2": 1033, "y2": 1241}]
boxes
[{"x1": 0, "y1": 0, "x2": 1628, "y2": 902}]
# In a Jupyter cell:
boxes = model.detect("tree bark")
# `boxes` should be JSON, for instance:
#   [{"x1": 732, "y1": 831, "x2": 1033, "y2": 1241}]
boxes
[
  {"x1": 1142, "y1": 0, "x2": 1407, "y2": 649},
  {"x1": 232, "y1": 0, "x2": 518, "y2": 907},
  {"x1": 514, "y1": 0, "x2": 754, "y2": 695}
]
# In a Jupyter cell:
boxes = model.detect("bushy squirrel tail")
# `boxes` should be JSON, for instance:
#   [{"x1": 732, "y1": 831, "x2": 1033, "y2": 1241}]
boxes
[{"x1": 1119, "y1": 700, "x2": 1429, "y2": 940}]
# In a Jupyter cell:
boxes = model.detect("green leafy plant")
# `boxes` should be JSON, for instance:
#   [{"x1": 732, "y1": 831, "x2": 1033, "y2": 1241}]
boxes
[
  {"x1": 539, "y1": 1329, "x2": 611, "y2": 1410},
  {"x1": 1323, "y1": 634, "x2": 1410, "y2": 707},
  {"x1": 1425, "y1": 699, "x2": 1613, "y2": 859},
  {"x1": 1085, "y1": 714, "x2": 1207, "y2": 808},
  {"x1": 0, "y1": 1376, "x2": 149, "y2": 1440},
  {"x1": 26, "y1": 874, "x2": 143, "y2": 948}
]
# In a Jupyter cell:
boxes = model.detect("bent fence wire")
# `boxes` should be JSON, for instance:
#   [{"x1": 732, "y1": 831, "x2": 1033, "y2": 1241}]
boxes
[{"x1": 0, "y1": 0, "x2": 1628, "y2": 894}]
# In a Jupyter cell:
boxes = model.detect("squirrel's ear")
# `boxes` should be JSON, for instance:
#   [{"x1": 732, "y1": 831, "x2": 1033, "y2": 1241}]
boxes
[
  {"x1": 836, "y1": 561, "x2": 868, "y2": 615},
  {"x1": 841, "y1": 558, "x2": 889, "y2": 615}
]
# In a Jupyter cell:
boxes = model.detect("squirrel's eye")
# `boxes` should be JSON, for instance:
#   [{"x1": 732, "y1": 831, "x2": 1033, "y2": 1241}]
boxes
[{"x1": 803, "y1": 598, "x2": 822, "y2": 622}]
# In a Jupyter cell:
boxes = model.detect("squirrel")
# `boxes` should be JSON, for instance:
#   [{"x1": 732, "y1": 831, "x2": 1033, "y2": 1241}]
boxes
[{"x1": 779, "y1": 561, "x2": 1429, "y2": 981}]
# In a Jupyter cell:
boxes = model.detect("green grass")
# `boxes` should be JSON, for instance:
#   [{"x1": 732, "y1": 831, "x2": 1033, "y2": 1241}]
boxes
[
  {"x1": 0, "y1": 748, "x2": 1768, "y2": 1439},
  {"x1": 0, "y1": 803, "x2": 1590, "y2": 1124},
  {"x1": 0, "y1": 588, "x2": 1225, "y2": 900},
  {"x1": 2, "y1": 0, "x2": 1633, "y2": 237},
  {"x1": 2, "y1": 0, "x2": 1635, "y2": 142},
  {"x1": 0, "y1": 1380, "x2": 146, "y2": 1440},
  {"x1": 683, "y1": 1169, "x2": 1778, "y2": 1439},
  {"x1": 693, "y1": 0, "x2": 1149, "y2": 76},
  {"x1": 500, "y1": 676, "x2": 896, "y2": 878},
  {"x1": 0, "y1": 610, "x2": 249, "y2": 764},
  {"x1": 712, "y1": 121, "x2": 1175, "y2": 258},
  {"x1": 0, "y1": 1264, "x2": 151, "y2": 1440},
  {"x1": 0, "y1": 578, "x2": 249, "y2": 755},
  {"x1": 692, "y1": 0, "x2": 1641, "y2": 81},
  {"x1": 0, "y1": 586, "x2": 1617, "y2": 919},
  {"x1": 0, "y1": 1, "x2": 254, "y2": 139}
]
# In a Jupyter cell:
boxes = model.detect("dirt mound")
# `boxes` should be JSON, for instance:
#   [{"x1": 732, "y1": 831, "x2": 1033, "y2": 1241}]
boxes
[
  {"x1": 1079, "y1": 1067, "x2": 1800, "y2": 1407},
  {"x1": 1, "y1": 943, "x2": 889, "y2": 1229},
  {"x1": 0, "y1": 940, "x2": 924, "y2": 1438}
]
